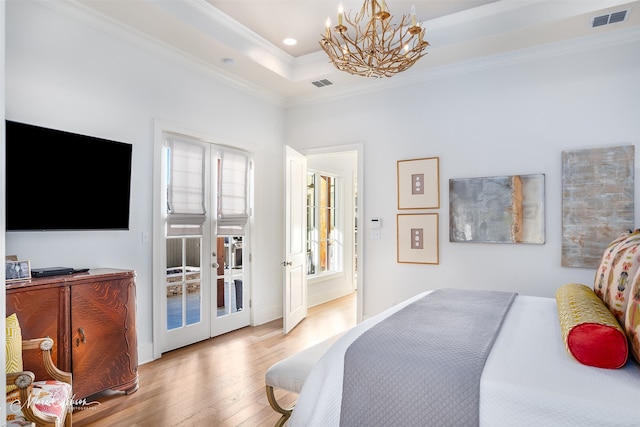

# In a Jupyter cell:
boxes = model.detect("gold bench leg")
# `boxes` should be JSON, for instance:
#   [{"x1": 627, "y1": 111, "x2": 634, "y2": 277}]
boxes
[{"x1": 266, "y1": 385, "x2": 294, "y2": 427}]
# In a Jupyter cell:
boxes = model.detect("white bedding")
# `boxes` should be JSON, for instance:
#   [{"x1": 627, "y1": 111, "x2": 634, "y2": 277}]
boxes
[{"x1": 289, "y1": 292, "x2": 640, "y2": 426}]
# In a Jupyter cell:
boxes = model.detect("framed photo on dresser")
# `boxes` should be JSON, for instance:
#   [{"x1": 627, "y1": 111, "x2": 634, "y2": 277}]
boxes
[{"x1": 5, "y1": 259, "x2": 31, "y2": 282}]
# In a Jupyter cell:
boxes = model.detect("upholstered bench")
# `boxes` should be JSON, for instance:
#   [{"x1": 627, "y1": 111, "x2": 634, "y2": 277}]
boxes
[{"x1": 265, "y1": 334, "x2": 341, "y2": 426}]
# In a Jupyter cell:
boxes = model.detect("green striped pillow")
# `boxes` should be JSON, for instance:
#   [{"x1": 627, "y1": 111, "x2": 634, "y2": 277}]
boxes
[{"x1": 6, "y1": 313, "x2": 24, "y2": 392}]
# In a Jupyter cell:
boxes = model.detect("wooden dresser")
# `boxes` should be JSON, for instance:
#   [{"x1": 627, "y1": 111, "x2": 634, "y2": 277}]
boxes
[{"x1": 6, "y1": 268, "x2": 139, "y2": 399}]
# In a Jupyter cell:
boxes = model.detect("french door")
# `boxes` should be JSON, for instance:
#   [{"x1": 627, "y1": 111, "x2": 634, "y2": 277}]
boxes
[{"x1": 159, "y1": 133, "x2": 250, "y2": 353}]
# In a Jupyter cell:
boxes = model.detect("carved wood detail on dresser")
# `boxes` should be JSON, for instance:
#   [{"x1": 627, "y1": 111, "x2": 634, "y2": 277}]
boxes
[{"x1": 6, "y1": 268, "x2": 139, "y2": 399}]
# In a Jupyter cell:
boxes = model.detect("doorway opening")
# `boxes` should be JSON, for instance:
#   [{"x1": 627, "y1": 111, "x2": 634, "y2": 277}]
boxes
[{"x1": 303, "y1": 145, "x2": 363, "y2": 322}]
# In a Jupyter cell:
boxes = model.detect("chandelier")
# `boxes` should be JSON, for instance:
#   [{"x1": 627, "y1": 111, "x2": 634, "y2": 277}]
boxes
[{"x1": 319, "y1": 0, "x2": 429, "y2": 78}]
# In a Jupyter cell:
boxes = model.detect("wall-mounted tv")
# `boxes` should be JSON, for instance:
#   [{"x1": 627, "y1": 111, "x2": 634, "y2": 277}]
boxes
[{"x1": 5, "y1": 120, "x2": 133, "y2": 231}]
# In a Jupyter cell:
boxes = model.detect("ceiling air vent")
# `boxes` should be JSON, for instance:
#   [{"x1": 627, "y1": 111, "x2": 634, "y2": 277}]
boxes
[
  {"x1": 311, "y1": 79, "x2": 333, "y2": 88},
  {"x1": 609, "y1": 10, "x2": 628, "y2": 23},
  {"x1": 592, "y1": 10, "x2": 628, "y2": 27}
]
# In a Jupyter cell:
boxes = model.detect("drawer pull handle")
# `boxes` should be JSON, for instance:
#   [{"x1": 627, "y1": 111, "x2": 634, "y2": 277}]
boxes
[{"x1": 78, "y1": 327, "x2": 87, "y2": 345}]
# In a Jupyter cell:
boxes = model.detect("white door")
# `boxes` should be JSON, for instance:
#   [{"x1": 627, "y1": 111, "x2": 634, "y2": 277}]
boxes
[
  {"x1": 162, "y1": 138, "x2": 212, "y2": 351},
  {"x1": 283, "y1": 145, "x2": 307, "y2": 334},
  {"x1": 160, "y1": 134, "x2": 251, "y2": 352}
]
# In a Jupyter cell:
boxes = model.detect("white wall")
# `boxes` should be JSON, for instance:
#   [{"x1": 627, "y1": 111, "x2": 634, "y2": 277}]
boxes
[
  {"x1": 286, "y1": 36, "x2": 640, "y2": 318},
  {"x1": 4, "y1": 1, "x2": 286, "y2": 363}
]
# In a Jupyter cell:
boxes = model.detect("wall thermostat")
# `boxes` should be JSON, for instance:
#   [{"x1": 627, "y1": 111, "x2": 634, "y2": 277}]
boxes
[{"x1": 370, "y1": 218, "x2": 382, "y2": 239}]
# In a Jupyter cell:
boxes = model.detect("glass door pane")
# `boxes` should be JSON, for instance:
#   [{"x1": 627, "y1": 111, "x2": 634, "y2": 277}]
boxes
[
  {"x1": 166, "y1": 236, "x2": 202, "y2": 330},
  {"x1": 307, "y1": 173, "x2": 316, "y2": 275},
  {"x1": 185, "y1": 237, "x2": 202, "y2": 326},
  {"x1": 216, "y1": 236, "x2": 244, "y2": 317}
]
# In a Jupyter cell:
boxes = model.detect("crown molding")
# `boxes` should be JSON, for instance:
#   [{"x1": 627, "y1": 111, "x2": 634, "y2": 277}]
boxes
[
  {"x1": 23, "y1": 0, "x2": 640, "y2": 109},
  {"x1": 36, "y1": 0, "x2": 288, "y2": 107},
  {"x1": 286, "y1": 25, "x2": 640, "y2": 108}
]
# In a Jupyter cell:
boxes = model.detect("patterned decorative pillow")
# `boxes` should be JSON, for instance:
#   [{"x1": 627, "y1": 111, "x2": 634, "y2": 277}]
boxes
[
  {"x1": 6, "y1": 379, "x2": 74, "y2": 425},
  {"x1": 5, "y1": 313, "x2": 23, "y2": 393},
  {"x1": 624, "y1": 278, "x2": 640, "y2": 364},
  {"x1": 602, "y1": 232, "x2": 640, "y2": 326},
  {"x1": 556, "y1": 283, "x2": 628, "y2": 369},
  {"x1": 594, "y1": 230, "x2": 635, "y2": 300}
]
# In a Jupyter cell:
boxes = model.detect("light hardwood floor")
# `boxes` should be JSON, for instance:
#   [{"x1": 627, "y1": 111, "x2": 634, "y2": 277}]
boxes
[{"x1": 72, "y1": 292, "x2": 357, "y2": 426}]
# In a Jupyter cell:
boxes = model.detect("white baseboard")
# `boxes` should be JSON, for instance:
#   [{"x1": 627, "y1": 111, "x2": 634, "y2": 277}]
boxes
[{"x1": 137, "y1": 341, "x2": 155, "y2": 365}]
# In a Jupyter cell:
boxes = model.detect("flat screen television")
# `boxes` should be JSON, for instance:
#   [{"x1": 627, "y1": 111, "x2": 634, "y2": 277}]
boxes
[{"x1": 5, "y1": 120, "x2": 133, "y2": 231}]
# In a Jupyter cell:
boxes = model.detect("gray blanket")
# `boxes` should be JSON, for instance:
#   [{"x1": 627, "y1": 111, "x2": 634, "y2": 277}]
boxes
[{"x1": 339, "y1": 288, "x2": 516, "y2": 427}]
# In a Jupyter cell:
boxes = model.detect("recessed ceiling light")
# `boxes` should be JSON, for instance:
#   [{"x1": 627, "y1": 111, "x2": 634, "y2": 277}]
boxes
[
  {"x1": 283, "y1": 38, "x2": 297, "y2": 46},
  {"x1": 223, "y1": 58, "x2": 235, "y2": 66}
]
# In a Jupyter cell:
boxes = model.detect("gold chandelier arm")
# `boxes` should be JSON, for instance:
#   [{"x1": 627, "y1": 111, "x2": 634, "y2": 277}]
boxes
[{"x1": 320, "y1": 0, "x2": 429, "y2": 78}]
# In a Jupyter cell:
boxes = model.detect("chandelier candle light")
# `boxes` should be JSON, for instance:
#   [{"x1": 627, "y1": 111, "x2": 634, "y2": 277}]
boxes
[{"x1": 320, "y1": 0, "x2": 429, "y2": 78}]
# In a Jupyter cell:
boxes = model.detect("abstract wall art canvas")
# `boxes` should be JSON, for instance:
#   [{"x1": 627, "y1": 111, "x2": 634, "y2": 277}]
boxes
[
  {"x1": 449, "y1": 174, "x2": 545, "y2": 244},
  {"x1": 562, "y1": 145, "x2": 634, "y2": 268}
]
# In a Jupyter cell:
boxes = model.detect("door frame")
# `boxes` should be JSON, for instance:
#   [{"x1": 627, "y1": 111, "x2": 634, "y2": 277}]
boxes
[{"x1": 300, "y1": 143, "x2": 364, "y2": 323}]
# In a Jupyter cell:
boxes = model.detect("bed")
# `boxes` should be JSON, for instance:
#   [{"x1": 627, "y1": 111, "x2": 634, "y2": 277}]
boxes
[{"x1": 288, "y1": 289, "x2": 640, "y2": 426}]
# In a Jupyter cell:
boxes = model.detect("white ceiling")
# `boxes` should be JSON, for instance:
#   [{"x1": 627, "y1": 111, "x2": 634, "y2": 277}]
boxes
[
  {"x1": 207, "y1": 0, "x2": 500, "y2": 57},
  {"x1": 71, "y1": 0, "x2": 639, "y2": 106}
]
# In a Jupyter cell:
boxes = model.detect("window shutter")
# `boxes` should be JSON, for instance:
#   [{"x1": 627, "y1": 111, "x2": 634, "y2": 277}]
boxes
[
  {"x1": 167, "y1": 138, "x2": 206, "y2": 236},
  {"x1": 217, "y1": 149, "x2": 249, "y2": 235}
]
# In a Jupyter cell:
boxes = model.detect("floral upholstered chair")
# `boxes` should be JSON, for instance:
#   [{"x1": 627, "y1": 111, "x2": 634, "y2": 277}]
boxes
[{"x1": 5, "y1": 313, "x2": 73, "y2": 427}]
